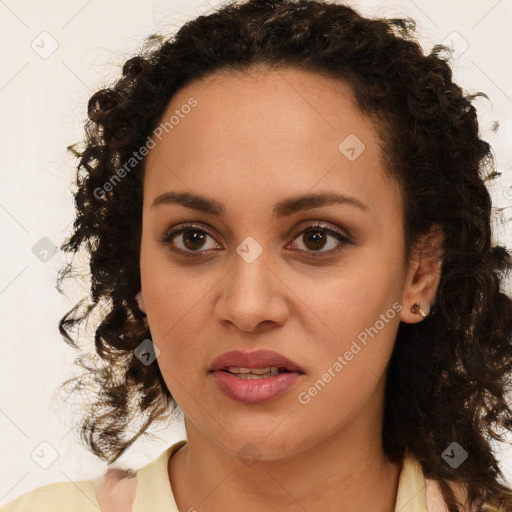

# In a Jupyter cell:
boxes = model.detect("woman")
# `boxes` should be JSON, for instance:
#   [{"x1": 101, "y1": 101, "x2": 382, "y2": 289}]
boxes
[{"x1": 3, "y1": 0, "x2": 512, "y2": 511}]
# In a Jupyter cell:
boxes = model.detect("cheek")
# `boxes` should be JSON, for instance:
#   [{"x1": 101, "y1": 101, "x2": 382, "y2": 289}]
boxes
[
  {"x1": 145, "y1": 284, "x2": 207, "y2": 350},
  {"x1": 299, "y1": 266, "x2": 401, "y2": 386},
  {"x1": 140, "y1": 241, "x2": 210, "y2": 331},
  {"x1": 145, "y1": 285, "x2": 209, "y2": 403},
  {"x1": 302, "y1": 260, "x2": 399, "y2": 336},
  {"x1": 141, "y1": 267, "x2": 213, "y2": 368},
  {"x1": 296, "y1": 290, "x2": 400, "y2": 423}
]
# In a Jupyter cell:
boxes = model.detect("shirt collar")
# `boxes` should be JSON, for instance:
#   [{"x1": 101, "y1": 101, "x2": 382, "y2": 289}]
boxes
[
  {"x1": 134, "y1": 441, "x2": 428, "y2": 512},
  {"x1": 395, "y1": 451, "x2": 428, "y2": 512}
]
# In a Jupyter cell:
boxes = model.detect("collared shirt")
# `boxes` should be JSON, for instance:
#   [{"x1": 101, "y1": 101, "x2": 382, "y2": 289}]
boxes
[{"x1": 0, "y1": 440, "x2": 478, "y2": 512}]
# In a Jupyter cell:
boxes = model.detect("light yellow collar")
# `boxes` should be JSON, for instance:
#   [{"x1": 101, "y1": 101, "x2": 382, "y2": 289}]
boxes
[
  {"x1": 395, "y1": 451, "x2": 429, "y2": 511},
  {"x1": 134, "y1": 442, "x2": 431, "y2": 512},
  {"x1": 133, "y1": 439, "x2": 186, "y2": 512}
]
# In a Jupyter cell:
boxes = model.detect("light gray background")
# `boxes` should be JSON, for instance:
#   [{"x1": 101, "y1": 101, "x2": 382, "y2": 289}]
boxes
[{"x1": 1, "y1": 0, "x2": 511, "y2": 506}]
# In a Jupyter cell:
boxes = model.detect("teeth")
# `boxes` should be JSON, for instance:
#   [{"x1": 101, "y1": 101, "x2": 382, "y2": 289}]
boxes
[
  {"x1": 226, "y1": 367, "x2": 281, "y2": 378},
  {"x1": 235, "y1": 373, "x2": 270, "y2": 379},
  {"x1": 227, "y1": 366, "x2": 273, "y2": 374}
]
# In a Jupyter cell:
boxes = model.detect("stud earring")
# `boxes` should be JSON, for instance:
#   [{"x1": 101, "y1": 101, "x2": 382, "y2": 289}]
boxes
[
  {"x1": 135, "y1": 291, "x2": 146, "y2": 314},
  {"x1": 411, "y1": 302, "x2": 427, "y2": 318}
]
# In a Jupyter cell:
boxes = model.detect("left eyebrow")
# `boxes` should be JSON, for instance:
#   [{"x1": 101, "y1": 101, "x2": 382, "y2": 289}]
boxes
[
  {"x1": 273, "y1": 191, "x2": 369, "y2": 218},
  {"x1": 150, "y1": 190, "x2": 369, "y2": 217}
]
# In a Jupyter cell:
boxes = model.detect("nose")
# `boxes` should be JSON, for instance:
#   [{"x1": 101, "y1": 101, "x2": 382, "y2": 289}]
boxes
[{"x1": 213, "y1": 248, "x2": 289, "y2": 333}]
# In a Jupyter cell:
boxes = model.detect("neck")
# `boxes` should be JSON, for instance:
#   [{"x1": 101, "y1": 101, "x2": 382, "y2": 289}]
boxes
[{"x1": 168, "y1": 408, "x2": 402, "y2": 512}]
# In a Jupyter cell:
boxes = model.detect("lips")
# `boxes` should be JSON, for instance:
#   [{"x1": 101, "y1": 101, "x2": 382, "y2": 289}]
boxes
[
  {"x1": 209, "y1": 349, "x2": 304, "y2": 374},
  {"x1": 209, "y1": 349, "x2": 305, "y2": 404}
]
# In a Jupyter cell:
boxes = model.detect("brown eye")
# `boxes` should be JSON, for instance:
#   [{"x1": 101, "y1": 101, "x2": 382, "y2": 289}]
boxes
[
  {"x1": 289, "y1": 223, "x2": 353, "y2": 257},
  {"x1": 160, "y1": 222, "x2": 352, "y2": 259},
  {"x1": 182, "y1": 230, "x2": 207, "y2": 250},
  {"x1": 302, "y1": 229, "x2": 328, "y2": 250},
  {"x1": 162, "y1": 224, "x2": 221, "y2": 254}
]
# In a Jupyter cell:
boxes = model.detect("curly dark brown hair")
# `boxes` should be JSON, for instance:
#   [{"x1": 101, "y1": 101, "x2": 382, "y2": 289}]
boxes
[{"x1": 56, "y1": 0, "x2": 512, "y2": 510}]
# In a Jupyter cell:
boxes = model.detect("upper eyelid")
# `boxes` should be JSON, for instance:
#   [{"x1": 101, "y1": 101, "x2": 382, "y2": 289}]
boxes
[{"x1": 161, "y1": 221, "x2": 352, "y2": 246}]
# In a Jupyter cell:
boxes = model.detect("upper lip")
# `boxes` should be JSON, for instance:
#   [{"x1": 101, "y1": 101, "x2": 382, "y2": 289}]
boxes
[{"x1": 209, "y1": 349, "x2": 304, "y2": 373}]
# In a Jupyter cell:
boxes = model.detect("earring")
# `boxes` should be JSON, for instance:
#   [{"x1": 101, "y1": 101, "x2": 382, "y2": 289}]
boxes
[
  {"x1": 135, "y1": 291, "x2": 146, "y2": 314},
  {"x1": 411, "y1": 302, "x2": 427, "y2": 318}
]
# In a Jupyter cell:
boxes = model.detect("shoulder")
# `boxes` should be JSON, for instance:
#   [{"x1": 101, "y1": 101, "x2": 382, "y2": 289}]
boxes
[
  {"x1": 0, "y1": 480, "x2": 100, "y2": 512},
  {"x1": 1, "y1": 440, "x2": 187, "y2": 512},
  {"x1": 0, "y1": 468, "x2": 138, "y2": 512},
  {"x1": 425, "y1": 473, "x2": 502, "y2": 512},
  {"x1": 403, "y1": 451, "x2": 493, "y2": 512}
]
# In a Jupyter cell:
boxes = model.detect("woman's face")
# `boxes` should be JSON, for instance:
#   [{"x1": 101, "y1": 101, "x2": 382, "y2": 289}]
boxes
[{"x1": 139, "y1": 66, "x2": 428, "y2": 460}]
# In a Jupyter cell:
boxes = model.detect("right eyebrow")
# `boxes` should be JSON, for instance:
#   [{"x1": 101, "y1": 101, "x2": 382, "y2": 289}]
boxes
[{"x1": 150, "y1": 190, "x2": 369, "y2": 217}]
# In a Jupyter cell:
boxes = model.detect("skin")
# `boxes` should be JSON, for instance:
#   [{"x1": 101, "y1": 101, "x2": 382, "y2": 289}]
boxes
[{"x1": 137, "y1": 65, "x2": 443, "y2": 512}]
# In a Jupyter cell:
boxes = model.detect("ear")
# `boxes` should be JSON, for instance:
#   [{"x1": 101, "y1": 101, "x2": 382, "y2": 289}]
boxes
[
  {"x1": 135, "y1": 291, "x2": 146, "y2": 314},
  {"x1": 400, "y1": 224, "x2": 444, "y2": 324}
]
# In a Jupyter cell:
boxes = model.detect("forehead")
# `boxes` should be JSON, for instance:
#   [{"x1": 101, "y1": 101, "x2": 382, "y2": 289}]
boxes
[
  {"x1": 142, "y1": 66, "x2": 400, "y2": 220},
  {"x1": 158, "y1": 65, "x2": 374, "y2": 155}
]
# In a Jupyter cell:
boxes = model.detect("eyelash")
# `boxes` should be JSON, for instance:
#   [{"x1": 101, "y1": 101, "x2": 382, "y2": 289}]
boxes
[{"x1": 160, "y1": 222, "x2": 353, "y2": 259}]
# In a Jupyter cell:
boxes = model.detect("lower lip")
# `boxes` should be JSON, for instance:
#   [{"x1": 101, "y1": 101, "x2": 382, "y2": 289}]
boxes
[{"x1": 210, "y1": 370, "x2": 303, "y2": 404}]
